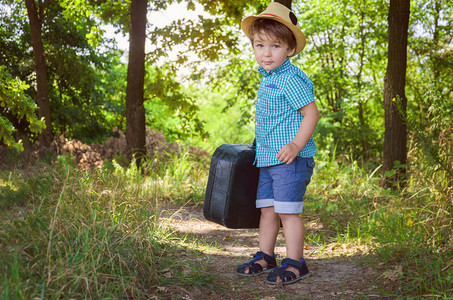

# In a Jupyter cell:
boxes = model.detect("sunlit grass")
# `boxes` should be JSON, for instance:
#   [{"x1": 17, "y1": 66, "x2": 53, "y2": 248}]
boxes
[
  {"x1": 0, "y1": 152, "x2": 213, "y2": 298},
  {"x1": 305, "y1": 148, "x2": 453, "y2": 297},
  {"x1": 1, "y1": 141, "x2": 451, "y2": 298}
]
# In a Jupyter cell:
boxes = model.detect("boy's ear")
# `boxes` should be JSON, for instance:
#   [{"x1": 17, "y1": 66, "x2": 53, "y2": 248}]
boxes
[{"x1": 288, "y1": 47, "x2": 296, "y2": 57}]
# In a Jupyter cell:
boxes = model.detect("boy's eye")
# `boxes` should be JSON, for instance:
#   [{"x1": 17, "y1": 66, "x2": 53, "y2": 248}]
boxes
[{"x1": 273, "y1": 44, "x2": 280, "y2": 48}]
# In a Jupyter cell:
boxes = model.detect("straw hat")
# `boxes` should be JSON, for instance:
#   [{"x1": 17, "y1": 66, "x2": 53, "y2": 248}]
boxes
[{"x1": 241, "y1": 2, "x2": 306, "y2": 55}]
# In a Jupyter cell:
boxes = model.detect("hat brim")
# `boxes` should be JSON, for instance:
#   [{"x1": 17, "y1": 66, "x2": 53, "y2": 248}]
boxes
[{"x1": 241, "y1": 15, "x2": 306, "y2": 56}]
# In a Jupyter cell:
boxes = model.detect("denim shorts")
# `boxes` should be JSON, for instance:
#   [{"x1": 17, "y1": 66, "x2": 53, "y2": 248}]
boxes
[{"x1": 256, "y1": 157, "x2": 315, "y2": 214}]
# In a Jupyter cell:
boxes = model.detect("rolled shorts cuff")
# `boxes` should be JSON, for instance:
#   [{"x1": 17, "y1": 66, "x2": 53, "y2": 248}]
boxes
[
  {"x1": 274, "y1": 201, "x2": 304, "y2": 214},
  {"x1": 256, "y1": 198, "x2": 274, "y2": 208},
  {"x1": 256, "y1": 199, "x2": 304, "y2": 214}
]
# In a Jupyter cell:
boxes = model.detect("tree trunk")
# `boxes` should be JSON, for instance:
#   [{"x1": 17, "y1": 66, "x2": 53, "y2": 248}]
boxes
[
  {"x1": 125, "y1": 0, "x2": 147, "y2": 164},
  {"x1": 25, "y1": 0, "x2": 51, "y2": 152},
  {"x1": 382, "y1": 0, "x2": 410, "y2": 187}
]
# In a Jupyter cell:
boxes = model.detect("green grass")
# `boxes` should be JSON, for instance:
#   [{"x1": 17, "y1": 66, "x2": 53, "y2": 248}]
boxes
[
  {"x1": 0, "y1": 152, "x2": 213, "y2": 298},
  {"x1": 148, "y1": 151, "x2": 209, "y2": 206},
  {"x1": 305, "y1": 148, "x2": 453, "y2": 298},
  {"x1": 1, "y1": 140, "x2": 451, "y2": 298}
]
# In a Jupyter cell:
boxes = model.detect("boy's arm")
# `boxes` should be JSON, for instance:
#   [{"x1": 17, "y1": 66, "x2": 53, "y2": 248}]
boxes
[{"x1": 277, "y1": 101, "x2": 320, "y2": 165}]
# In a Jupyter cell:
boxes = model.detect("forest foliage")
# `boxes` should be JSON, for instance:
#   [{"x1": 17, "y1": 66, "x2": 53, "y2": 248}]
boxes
[{"x1": 1, "y1": 0, "x2": 451, "y2": 159}]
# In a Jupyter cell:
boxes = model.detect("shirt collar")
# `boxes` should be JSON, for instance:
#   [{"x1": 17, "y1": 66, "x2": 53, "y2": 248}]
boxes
[{"x1": 258, "y1": 58, "x2": 292, "y2": 76}]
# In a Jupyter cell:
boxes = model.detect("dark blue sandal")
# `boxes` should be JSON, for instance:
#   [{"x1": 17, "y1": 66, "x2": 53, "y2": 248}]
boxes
[
  {"x1": 266, "y1": 258, "x2": 310, "y2": 285},
  {"x1": 236, "y1": 251, "x2": 277, "y2": 277}
]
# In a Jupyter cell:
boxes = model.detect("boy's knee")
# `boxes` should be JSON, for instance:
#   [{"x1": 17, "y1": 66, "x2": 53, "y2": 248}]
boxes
[
  {"x1": 278, "y1": 213, "x2": 302, "y2": 222},
  {"x1": 261, "y1": 206, "x2": 277, "y2": 217}
]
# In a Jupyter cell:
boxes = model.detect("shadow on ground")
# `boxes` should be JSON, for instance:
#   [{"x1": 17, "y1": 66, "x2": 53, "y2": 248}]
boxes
[{"x1": 157, "y1": 206, "x2": 398, "y2": 300}]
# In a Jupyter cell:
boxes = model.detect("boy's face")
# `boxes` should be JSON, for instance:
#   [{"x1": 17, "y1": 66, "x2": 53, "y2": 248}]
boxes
[{"x1": 252, "y1": 31, "x2": 295, "y2": 72}]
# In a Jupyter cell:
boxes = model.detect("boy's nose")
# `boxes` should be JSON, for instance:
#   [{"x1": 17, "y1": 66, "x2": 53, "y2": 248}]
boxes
[{"x1": 264, "y1": 47, "x2": 272, "y2": 56}]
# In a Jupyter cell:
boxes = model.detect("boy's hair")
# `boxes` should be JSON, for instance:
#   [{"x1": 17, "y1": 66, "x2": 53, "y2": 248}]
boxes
[{"x1": 250, "y1": 18, "x2": 297, "y2": 50}]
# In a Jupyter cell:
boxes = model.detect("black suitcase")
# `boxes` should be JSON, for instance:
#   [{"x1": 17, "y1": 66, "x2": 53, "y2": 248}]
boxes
[{"x1": 203, "y1": 142, "x2": 261, "y2": 229}]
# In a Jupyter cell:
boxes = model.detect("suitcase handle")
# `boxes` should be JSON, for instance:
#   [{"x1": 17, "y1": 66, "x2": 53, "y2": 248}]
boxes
[{"x1": 249, "y1": 138, "x2": 256, "y2": 149}]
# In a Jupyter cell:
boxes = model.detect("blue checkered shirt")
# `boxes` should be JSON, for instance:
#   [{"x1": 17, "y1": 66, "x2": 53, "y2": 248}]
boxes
[{"x1": 255, "y1": 58, "x2": 317, "y2": 167}]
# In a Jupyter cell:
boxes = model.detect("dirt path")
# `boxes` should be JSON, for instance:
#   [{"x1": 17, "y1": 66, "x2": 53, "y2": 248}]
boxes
[{"x1": 160, "y1": 206, "x2": 393, "y2": 300}]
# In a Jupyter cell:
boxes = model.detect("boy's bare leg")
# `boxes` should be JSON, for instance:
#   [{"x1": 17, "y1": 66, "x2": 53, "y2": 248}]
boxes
[
  {"x1": 259, "y1": 206, "x2": 280, "y2": 256},
  {"x1": 244, "y1": 206, "x2": 279, "y2": 273},
  {"x1": 279, "y1": 213, "x2": 305, "y2": 278}
]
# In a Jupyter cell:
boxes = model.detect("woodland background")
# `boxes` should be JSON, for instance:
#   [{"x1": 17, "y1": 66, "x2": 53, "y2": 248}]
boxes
[{"x1": 0, "y1": 0, "x2": 452, "y2": 298}]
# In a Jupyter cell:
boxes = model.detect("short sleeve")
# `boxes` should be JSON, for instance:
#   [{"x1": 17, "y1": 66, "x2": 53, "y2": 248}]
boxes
[{"x1": 283, "y1": 73, "x2": 315, "y2": 110}]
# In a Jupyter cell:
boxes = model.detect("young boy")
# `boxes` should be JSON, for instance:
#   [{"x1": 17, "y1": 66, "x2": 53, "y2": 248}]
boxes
[{"x1": 236, "y1": 2, "x2": 319, "y2": 285}]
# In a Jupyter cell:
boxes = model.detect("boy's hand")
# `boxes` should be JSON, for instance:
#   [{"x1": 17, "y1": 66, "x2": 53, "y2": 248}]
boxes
[{"x1": 277, "y1": 142, "x2": 301, "y2": 165}]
